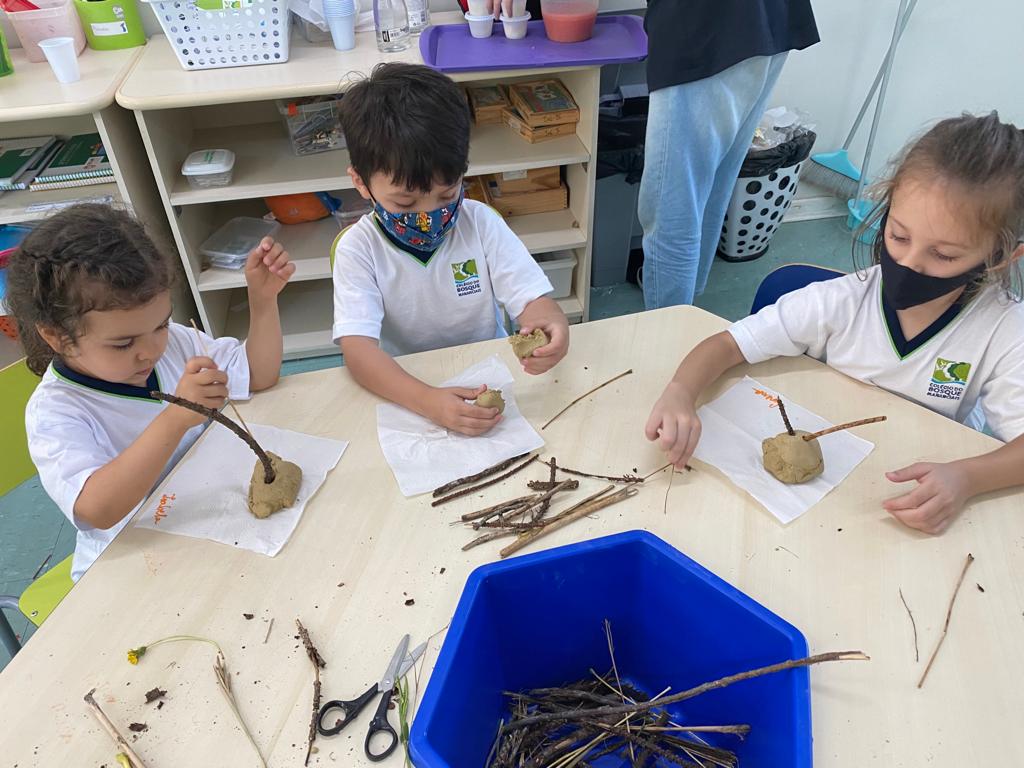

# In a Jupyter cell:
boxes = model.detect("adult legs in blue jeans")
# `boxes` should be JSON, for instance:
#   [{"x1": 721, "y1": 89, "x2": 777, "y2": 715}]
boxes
[{"x1": 639, "y1": 53, "x2": 788, "y2": 309}]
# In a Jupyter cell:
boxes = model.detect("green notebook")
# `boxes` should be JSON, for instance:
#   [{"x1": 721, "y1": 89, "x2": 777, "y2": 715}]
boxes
[
  {"x1": 0, "y1": 136, "x2": 57, "y2": 186},
  {"x1": 34, "y1": 133, "x2": 113, "y2": 183}
]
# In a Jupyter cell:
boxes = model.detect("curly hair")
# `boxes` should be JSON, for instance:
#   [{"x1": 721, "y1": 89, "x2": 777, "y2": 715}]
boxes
[{"x1": 6, "y1": 204, "x2": 175, "y2": 375}]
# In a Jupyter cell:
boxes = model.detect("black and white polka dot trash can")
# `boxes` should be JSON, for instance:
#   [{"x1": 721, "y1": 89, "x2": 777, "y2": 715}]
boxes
[{"x1": 717, "y1": 130, "x2": 816, "y2": 263}]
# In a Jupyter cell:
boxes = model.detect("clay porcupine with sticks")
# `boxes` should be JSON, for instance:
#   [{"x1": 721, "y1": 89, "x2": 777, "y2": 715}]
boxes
[
  {"x1": 152, "y1": 392, "x2": 303, "y2": 518},
  {"x1": 762, "y1": 397, "x2": 886, "y2": 484}
]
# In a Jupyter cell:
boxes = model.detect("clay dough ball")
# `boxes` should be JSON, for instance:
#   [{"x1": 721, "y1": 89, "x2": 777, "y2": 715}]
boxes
[
  {"x1": 248, "y1": 452, "x2": 303, "y2": 519},
  {"x1": 762, "y1": 430, "x2": 824, "y2": 484},
  {"x1": 475, "y1": 389, "x2": 505, "y2": 413},
  {"x1": 508, "y1": 328, "x2": 548, "y2": 359}
]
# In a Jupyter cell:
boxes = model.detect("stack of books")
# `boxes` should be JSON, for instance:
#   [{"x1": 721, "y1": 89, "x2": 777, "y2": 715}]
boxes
[
  {"x1": 503, "y1": 79, "x2": 580, "y2": 144},
  {"x1": 0, "y1": 134, "x2": 114, "y2": 193},
  {"x1": 29, "y1": 134, "x2": 114, "y2": 191}
]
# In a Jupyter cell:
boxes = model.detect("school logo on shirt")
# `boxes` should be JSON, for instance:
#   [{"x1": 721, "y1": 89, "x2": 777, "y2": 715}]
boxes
[
  {"x1": 927, "y1": 357, "x2": 972, "y2": 401},
  {"x1": 451, "y1": 259, "x2": 482, "y2": 297}
]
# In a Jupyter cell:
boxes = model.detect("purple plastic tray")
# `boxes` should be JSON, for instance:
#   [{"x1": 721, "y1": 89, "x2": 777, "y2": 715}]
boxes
[{"x1": 419, "y1": 15, "x2": 647, "y2": 73}]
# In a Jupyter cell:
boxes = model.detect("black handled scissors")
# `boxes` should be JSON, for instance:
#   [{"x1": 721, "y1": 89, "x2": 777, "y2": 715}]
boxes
[{"x1": 316, "y1": 635, "x2": 425, "y2": 762}]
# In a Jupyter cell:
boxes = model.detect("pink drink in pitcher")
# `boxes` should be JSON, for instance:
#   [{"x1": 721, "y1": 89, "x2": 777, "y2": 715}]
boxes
[{"x1": 540, "y1": 0, "x2": 598, "y2": 43}]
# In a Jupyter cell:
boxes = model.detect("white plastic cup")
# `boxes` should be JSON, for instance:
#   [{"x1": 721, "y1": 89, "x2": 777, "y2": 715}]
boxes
[
  {"x1": 467, "y1": 0, "x2": 491, "y2": 15},
  {"x1": 464, "y1": 11, "x2": 495, "y2": 38},
  {"x1": 501, "y1": 0, "x2": 527, "y2": 16},
  {"x1": 38, "y1": 36, "x2": 80, "y2": 84},
  {"x1": 500, "y1": 12, "x2": 531, "y2": 39},
  {"x1": 323, "y1": 13, "x2": 356, "y2": 50}
]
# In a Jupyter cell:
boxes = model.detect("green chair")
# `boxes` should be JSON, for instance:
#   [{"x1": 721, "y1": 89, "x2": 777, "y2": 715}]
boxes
[{"x1": 0, "y1": 358, "x2": 74, "y2": 658}]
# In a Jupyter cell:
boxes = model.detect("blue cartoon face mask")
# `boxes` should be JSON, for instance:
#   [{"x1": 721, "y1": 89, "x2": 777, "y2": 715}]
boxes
[{"x1": 372, "y1": 189, "x2": 464, "y2": 253}]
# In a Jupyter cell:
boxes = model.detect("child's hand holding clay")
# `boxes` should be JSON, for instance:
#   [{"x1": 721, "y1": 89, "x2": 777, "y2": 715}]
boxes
[
  {"x1": 515, "y1": 323, "x2": 569, "y2": 375},
  {"x1": 425, "y1": 384, "x2": 503, "y2": 436}
]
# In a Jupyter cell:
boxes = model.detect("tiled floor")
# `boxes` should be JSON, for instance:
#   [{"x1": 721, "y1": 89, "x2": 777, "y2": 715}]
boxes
[{"x1": 0, "y1": 215, "x2": 855, "y2": 669}]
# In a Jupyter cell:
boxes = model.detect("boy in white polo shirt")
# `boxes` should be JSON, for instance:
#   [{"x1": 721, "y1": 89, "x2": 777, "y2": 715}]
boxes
[
  {"x1": 332, "y1": 63, "x2": 569, "y2": 437},
  {"x1": 646, "y1": 113, "x2": 1024, "y2": 535}
]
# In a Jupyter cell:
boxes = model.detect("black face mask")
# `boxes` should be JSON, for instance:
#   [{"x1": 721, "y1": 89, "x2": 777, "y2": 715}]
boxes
[{"x1": 879, "y1": 218, "x2": 987, "y2": 310}]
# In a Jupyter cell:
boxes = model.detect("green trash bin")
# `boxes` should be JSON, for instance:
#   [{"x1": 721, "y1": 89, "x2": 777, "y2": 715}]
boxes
[{"x1": 73, "y1": 0, "x2": 145, "y2": 50}]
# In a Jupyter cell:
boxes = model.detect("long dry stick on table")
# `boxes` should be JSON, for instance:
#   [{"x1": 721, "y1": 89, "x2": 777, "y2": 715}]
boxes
[
  {"x1": 803, "y1": 416, "x2": 887, "y2": 441},
  {"x1": 557, "y1": 464, "x2": 645, "y2": 484},
  {"x1": 501, "y1": 485, "x2": 637, "y2": 558},
  {"x1": 432, "y1": 453, "x2": 529, "y2": 497},
  {"x1": 460, "y1": 494, "x2": 541, "y2": 523},
  {"x1": 776, "y1": 396, "x2": 796, "y2": 436},
  {"x1": 190, "y1": 318, "x2": 254, "y2": 439},
  {"x1": 150, "y1": 391, "x2": 276, "y2": 483},
  {"x1": 918, "y1": 553, "x2": 975, "y2": 689},
  {"x1": 84, "y1": 689, "x2": 150, "y2": 768},
  {"x1": 431, "y1": 455, "x2": 538, "y2": 507},
  {"x1": 473, "y1": 480, "x2": 576, "y2": 530},
  {"x1": 899, "y1": 588, "x2": 919, "y2": 663},
  {"x1": 542, "y1": 369, "x2": 633, "y2": 430},
  {"x1": 297, "y1": 619, "x2": 327, "y2": 766},
  {"x1": 502, "y1": 651, "x2": 870, "y2": 731}
]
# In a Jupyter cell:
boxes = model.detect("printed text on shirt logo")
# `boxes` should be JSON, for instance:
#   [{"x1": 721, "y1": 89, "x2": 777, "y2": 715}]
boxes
[
  {"x1": 927, "y1": 357, "x2": 972, "y2": 401},
  {"x1": 452, "y1": 259, "x2": 482, "y2": 297}
]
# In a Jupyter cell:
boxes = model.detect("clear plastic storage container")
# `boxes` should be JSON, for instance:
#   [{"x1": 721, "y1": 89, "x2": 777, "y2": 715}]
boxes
[
  {"x1": 276, "y1": 96, "x2": 346, "y2": 156},
  {"x1": 200, "y1": 217, "x2": 280, "y2": 270},
  {"x1": 181, "y1": 149, "x2": 236, "y2": 189},
  {"x1": 534, "y1": 250, "x2": 576, "y2": 299},
  {"x1": 8, "y1": 0, "x2": 86, "y2": 63}
]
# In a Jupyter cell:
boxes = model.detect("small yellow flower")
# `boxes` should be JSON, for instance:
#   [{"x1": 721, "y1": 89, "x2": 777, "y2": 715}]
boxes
[{"x1": 127, "y1": 646, "x2": 146, "y2": 665}]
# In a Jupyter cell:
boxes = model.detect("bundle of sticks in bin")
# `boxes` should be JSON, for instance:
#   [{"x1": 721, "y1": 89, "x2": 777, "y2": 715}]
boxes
[{"x1": 432, "y1": 453, "x2": 682, "y2": 557}]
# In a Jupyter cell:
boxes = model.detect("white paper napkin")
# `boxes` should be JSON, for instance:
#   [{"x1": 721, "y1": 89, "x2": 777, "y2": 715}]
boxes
[
  {"x1": 134, "y1": 424, "x2": 348, "y2": 555},
  {"x1": 692, "y1": 377, "x2": 874, "y2": 523},
  {"x1": 377, "y1": 355, "x2": 544, "y2": 497}
]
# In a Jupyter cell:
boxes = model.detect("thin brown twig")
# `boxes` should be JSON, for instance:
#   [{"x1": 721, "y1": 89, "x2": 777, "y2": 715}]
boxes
[
  {"x1": 462, "y1": 528, "x2": 521, "y2": 551},
  {"x1": 84, "y1": 688, "x2": 150, "y2": 768},
  {"x1": 557, "y1": 464, "x2": 644, "y2": 484},
  {"x1": 527, "y1": 479, "x2": 580, "y2": 492},
  {"x1": 603, "y1": 620, "x2": 635, "y2": 763},
  {"x1": 776, "y1": 397, "x2": 795, "y2": 436},
  {"x1": 500, "y1": 486, "x2": 637, "y2": 558},
  {"x1": 898, "y1": 588, "x2": 919, "y2": 663},
  {"x1": 502, "y1": 651, "x2": 870, "y2": 731},
  {"x1": 431, "y1": 455, "x2": 539, "y2": 507},
  {"x1": 296, "y1": 619, "x2": 326, "y2": 766},
  {"x1": 803, "y1": 416, "x2": 887, "y2": 441},
  {"x1": 918, "y1": 553, "x2": 975, "y2": 689},
  {"x1": 459, "y1": 494, "x2": 540, "y2": 523},
  {"x1": 432, "y1": 453, "x2": 529, "y2": 497},
  {"x1": 473, "y1": 481, "x2": 576, "y2": 529},
  {"x1": 662, "y1": 467, "x2": 675, "y2": 515},
  {"x1": 150, "y1": 391, "x2": 275, "y2": 483},
  {"x1": 263, "y1": 617, "x2": 275, "y2": 645},
  {"x1": 542, "y1": 369, "x2": 633, "y2": 430},
  {"x1": 190, "y1": 318, "x2": 254, "y2": 439}
]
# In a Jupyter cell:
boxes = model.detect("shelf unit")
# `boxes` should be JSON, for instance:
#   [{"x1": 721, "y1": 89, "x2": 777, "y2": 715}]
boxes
[
  {"x1": 118, "y1": 13, "x2": 599, "y2": 359},
  {"x1": 0, "y1": 46, "x2": 195, "y2": 321}
]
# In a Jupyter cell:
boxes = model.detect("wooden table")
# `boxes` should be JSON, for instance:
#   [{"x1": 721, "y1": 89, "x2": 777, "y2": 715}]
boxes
[{"x1": 0, "y1": 306, "x2": 1020, "y2": 766}]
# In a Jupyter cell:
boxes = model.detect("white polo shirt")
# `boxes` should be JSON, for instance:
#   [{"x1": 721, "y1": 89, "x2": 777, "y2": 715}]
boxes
[
  {"x1": 729, "y1": 266, "x2": 1024, "y2": 442},
  {"x1": 25, "y1": 322, "x2": 250, "y2": 581},
  {"x1": 332, "y1": 199, "x2": 554, "y2": 356}
]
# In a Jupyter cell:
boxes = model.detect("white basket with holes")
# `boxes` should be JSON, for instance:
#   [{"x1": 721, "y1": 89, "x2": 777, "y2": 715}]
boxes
[
  {"x1": 716, "y1": 160, "x2": 804, "y2": 263},
  {"x1": 142, "y1": 0, "x2": 291, "y2": 71}
]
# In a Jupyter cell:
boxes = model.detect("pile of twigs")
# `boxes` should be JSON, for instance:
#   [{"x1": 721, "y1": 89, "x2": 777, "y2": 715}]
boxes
[
  {"x1": 448, "y1": 457, "x2": 644, "y2": 558},
  {"x1": 487, "y1": 622, "x2": 868, "y2": 768},
  {"x1": 490, "y1": 674, "x2": 748, "y2": 768}
]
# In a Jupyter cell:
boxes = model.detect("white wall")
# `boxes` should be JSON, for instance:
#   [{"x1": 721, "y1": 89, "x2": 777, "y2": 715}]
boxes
[{"x1": 769, "y1": 0, "x2": 1024, "y2": 182}]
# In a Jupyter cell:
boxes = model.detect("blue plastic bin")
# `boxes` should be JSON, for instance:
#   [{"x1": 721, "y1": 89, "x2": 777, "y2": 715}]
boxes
[{"x1": 410, "y1": 530, "x2": 811, "y2": 768}]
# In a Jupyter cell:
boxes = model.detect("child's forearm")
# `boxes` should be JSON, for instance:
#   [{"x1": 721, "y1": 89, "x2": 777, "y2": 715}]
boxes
[
  {"x1": 958, "y1": 434, "x2": 1024, "y2": 498},
  {"x1": 74, "y1": 410, "x2": 191, "y2": 530},
  {"x1": 669, "y1": 331, "x2": 746, "y2": 400},
  {"x1": 246, "y1": 294, "x2": 283, "y2": 391},
  {"x1": 341, "y1": 336, "x2": 434, "y2": 416}
]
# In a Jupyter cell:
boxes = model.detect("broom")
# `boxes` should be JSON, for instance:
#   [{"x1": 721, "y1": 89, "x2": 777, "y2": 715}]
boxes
[{"x1": 803, "y1": 0, "x2": 919, "y2": 199}]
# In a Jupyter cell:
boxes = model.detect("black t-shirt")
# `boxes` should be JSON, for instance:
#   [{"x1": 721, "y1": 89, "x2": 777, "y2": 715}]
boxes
[{"x1": 644, "y1": 0, "x2": 820, "y2": 92}]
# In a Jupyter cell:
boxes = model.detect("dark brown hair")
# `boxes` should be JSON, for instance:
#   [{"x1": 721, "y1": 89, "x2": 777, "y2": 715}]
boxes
[
  {"x1": 856, "y1": 111, "x2": 1024, "y2": 297},
  {"x1": 6, "y1": 204, "x2": 175, "y2": 375},
  {"x1": 340, "y1": 63, "x2": 470, "y2": 193}
]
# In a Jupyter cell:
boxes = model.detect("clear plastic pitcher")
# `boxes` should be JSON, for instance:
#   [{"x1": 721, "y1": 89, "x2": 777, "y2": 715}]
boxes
[{"x1": 540, "y1": 0, "x2": 598, "y2": 43}]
